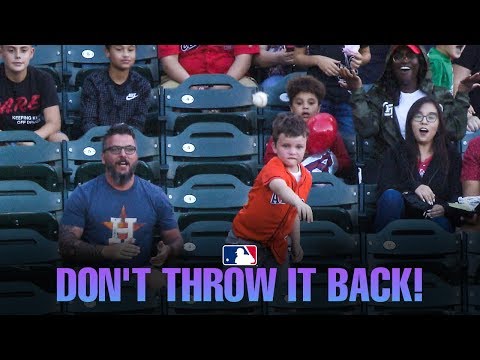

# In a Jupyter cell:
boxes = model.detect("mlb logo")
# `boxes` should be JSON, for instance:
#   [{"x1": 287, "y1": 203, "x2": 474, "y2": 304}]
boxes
[{"x1": 222, "y1": 245, "x2": 257, "y2": 266}]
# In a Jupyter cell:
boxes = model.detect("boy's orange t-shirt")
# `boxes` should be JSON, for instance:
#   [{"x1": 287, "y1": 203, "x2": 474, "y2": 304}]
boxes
[{"x1": 232, "y1": 157, "x2": 312, "y2": 264}]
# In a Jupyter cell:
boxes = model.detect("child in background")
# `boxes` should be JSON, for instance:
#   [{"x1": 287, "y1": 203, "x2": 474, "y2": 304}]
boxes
[
  {"x1": 0, "y1": 45, "x2": 68, "y2": 142},
  {"x1": 226, "y1": 112, "x2": 313, "y2": 295},
  {"x1": 264, "y1": 75, "x2": 352, "y2": 179},
  {"x1": 81, "y1": 45, "x2": 151, "y2": 134},
  {"x1": 428, "y1": 45, "x2": 465, "y2": 94}
]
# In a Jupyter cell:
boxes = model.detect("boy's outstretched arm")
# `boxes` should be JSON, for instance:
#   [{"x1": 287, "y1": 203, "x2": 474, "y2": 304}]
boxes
[{"x1": 269, "y1": 178, "x2": 313, "y2": 223}]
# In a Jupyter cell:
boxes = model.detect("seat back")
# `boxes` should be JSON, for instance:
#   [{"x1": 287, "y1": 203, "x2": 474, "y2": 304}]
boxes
[
  {"x1": 165, "y1": 121, "x2": 258, "y2": 186},
  {"x1": 0, "y1": 131, "x2": 63, "y2": 191},
  {"x1": 132, "y1": 45, "x2": 160, "y2": 87},
  {"x1": 30, "y1": 45, "x2": 63, "y2": 91},
  {"x1": 307, "y1": 172, "x2": 359, "y2": 232},
  {"x1": 460, "y1": 130, "x2": 480, "y2": 155},
  {"x1": 366, "y1": 219, "x2": 463, "y2": 314},
  {"x1": 166, "y1": 173, "x2": 250, "y2": 231},
  {"x1": 64, "y1": 45, "x2": 110, "y2": 90},
  {"x1": 160, "y1": 74, "x2": 257, "y2": 135}
]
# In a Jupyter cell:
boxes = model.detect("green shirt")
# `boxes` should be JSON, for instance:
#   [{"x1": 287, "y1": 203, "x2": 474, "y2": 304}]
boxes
[{"x1": 428, "y1": 47, "x2": 453, "y2": 93}]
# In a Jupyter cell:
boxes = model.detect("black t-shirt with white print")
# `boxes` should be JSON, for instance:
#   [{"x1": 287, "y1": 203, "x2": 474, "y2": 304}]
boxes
[{"x1": 0, "y1": 64, "x2": 59, "y2": 131}]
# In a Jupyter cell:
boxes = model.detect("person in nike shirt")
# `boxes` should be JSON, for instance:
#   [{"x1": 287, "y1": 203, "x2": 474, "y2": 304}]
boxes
[{"x1": 80, "y1": 45, "x2": 151, "y2": 136}]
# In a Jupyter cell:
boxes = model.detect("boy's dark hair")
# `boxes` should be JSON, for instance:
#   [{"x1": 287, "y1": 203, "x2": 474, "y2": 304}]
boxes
[
  {"x1": 272, "y1": 112, "x2": 309, "y2": 144},
  {"x1": 102, "y1": 123, "x2": 136, "y2": 150},
  {"x1": 286, "y1": 75, "x2": 326, "y2": 105}
]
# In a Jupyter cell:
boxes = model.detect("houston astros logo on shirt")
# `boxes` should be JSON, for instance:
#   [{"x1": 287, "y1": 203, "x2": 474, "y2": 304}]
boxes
[{"x1": 103, "y1": 206, "x2": 144, "y2": 244}]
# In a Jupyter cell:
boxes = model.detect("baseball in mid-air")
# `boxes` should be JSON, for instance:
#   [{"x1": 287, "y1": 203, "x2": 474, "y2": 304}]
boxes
[{"x1": 252, "y1": 91, "x2": 268, "y2": 108}]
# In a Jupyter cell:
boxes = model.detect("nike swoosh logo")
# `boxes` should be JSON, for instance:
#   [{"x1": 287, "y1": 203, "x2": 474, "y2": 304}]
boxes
[{"x1": 126, "y1": 93, "x2": 138, "y2": 101}]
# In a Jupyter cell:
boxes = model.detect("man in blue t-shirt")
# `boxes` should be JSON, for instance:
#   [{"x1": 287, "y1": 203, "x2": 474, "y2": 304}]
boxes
[{"x1": 59, "y1": 124, "x2": 183, "y2": 285}]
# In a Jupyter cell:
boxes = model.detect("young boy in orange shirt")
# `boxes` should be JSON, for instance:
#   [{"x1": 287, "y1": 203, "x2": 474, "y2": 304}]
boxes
[{"x1": 226, "y1": 112, "x2": 313, "y2": 295}]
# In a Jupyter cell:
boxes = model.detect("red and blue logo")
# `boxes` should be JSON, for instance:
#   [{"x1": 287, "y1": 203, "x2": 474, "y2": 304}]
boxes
[{"x1": 222, "y1": 245, "x2": 257, "y2": 266}]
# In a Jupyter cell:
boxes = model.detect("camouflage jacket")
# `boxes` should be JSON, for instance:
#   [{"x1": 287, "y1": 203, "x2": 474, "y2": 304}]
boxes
[{"x1": 349, "y1": 45, "x2": 470, "y2": 163}]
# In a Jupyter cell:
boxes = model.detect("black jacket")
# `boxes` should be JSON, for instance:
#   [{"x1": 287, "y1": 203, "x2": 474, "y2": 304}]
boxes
[{"x1": 377, "y1": 142, "x2": 462, "y2": 218}]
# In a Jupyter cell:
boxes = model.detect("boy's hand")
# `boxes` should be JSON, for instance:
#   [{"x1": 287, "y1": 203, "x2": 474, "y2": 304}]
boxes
[
  {"x1": 291, "y1": 241, "x2": 304, "y2": 263},
  {"x1": 296, "y1": 201, "x2": 313, "y2": 223}
]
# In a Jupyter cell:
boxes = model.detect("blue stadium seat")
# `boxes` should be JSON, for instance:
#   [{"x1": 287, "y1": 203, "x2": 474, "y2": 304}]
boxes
[
  {"x1": 0, "y1": 179, "x2": 63, "y2": 274},
  {"x1": 460, "y1": 130, "x2": 480, "y2": 155},
  {"x1": 265, "y1": 221, "x2": 363, "y2": 315},
  {"x1": 165, "y1": 121, "x2": 258, "y2": 187},
  {"x1": 30, "y1": 45, "x2": 63, "y2": 92},
  {"x1": 166, "y1": 173, "x2": 250, "y2": 231},
  {"x1": 133, "y1": 45, "x2": 160, "y2": 87},
  {"x1": 0, "y1": 228, "x2": 60, "y2": 266},
  {"x1": 0, "y1": 281, "x2": 59, "y2": 315},
  {"x1": 307, "y1": 172, "x2": 359, "y2": 233},
  {"x1": 464, "y1": 230, "x2": 480, "y2": 313},
  {"x1": 0, "y1": 130, "x2": 64, "y2": 192},
  {"x1": 179, "y1": 220, "x2": 232, "y2": 268},
  {"x1": 63, "y1": 45, "x2": 109, "y2": 91},
  {"x1": 159, "y1": 74, "x2": 258, "y2": 135},
  {"x1": 366, "y1": 219, "x2": 462, "y2": 314}
]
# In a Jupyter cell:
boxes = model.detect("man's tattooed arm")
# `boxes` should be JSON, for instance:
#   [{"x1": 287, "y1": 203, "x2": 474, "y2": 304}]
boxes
[{"x1": 58, "y1": 224, "x2": 104, "y2": 263}]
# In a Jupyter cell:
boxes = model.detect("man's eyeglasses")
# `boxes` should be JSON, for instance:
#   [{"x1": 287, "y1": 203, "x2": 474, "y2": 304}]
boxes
[
  {"x1": 412, "y1": 113, "x2": 438, "y2": 123},
  {"x1": 103, "y1": 145, "x2": 137, "y2": 155},
  {"x1": 392, "y1": 52, "x2": 417, "y2": 62}
]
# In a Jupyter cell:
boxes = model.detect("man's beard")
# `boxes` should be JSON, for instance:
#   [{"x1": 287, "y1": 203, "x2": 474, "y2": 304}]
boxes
[{"x1": 105, "y1": 160, "x2": 138, "y2": 186}]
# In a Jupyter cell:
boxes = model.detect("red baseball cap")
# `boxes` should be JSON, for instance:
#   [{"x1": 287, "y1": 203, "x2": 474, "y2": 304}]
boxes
[{"x1": 392, "y1": 45, "x2": 421, "y2": 54}]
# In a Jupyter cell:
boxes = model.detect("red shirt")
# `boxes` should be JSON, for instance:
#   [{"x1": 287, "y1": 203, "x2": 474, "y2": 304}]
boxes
[
  {"x1": 417, "y1": 155, "x2": 433, "y2": 178},
  {"x1": 462, "y1": 136, "x2": 480, "y2": 181},
  {"x1": 233, "y1": 157, "x2": 312, "y2": 264},
  {"x1": 157, "y1": 45, "x2": 259, "y2": 75}
]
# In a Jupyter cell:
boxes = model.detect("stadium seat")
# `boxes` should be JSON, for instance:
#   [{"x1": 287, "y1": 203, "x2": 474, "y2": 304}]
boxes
[
  {"x1": 306, "y1": 172, "x2": 359, "y2": 233},
  {"x1": 63, "y1": 45, "x2": 109, "y2": 91},
  {"x1": 144, "y1": 87, "x2": 161, "y2": 136},
  {"x1": 0, "y1": 180, "x2": 63, "y2": 267},
  {"x1": 259, "y1": 72, "x2": 304, "y2": 123},
  {"x1": 0, "y1": 228, "x2": 60, "y2": 266},
  {"x1": 0, "y1": 281, "x2": 59, "y2": 315},
  {"x1": 159, "y1": 74, "x2": 258, "y2": 135},
  {"x1": 30, "y1": 45, "x2": 63, "y2": 91},
  {"x1": 265, "y1": 221, "x2": 363, "y2": 315},
  {"x1": 464, "y1": 230, "x2": 480, "y2": 313},
  {"x1": 179, "y1": 220, "x2": 232, "y2": 268},
  {"x1": 0, "y1": 180, "x2": 63, "y2": 214},
  {"x1": 0, "y1": 130, "x2": 64, "y2": 192},
  {"x1": 64, "y1": 89, "x2": 81, "y2": 138},
  {"x1": 166, "y1": 173, "x2": 250, "y2": 230},
  {"x1": 366, "y1": 219, "x2": 463, "y2": 314},
  {"x1": 165, "y1": 121, "x2": 258, "y2": 187},
  {"x1": 132, "y1": 45, "x2": 160, "y2": 87},
  {"x1": 460, "y1": 130, "x2": 480, "y2": 155}
]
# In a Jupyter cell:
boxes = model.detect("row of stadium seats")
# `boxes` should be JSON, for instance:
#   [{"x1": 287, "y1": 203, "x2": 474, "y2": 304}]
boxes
[
  {"x1": 30, "y1": 45, "x2": 160, "y2": 90},
  {"x1": 1, "y1": 218, "x2": 479, "y2": 315}
]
